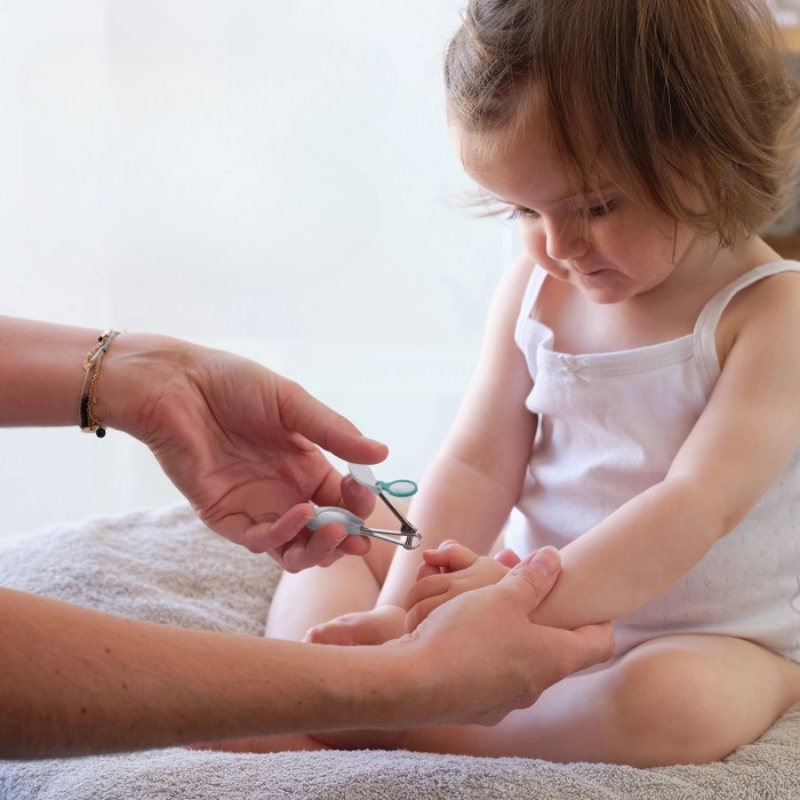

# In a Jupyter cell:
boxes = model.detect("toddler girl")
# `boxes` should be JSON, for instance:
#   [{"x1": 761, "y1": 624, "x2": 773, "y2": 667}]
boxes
[{"x1": 266, "y1": 0, "x2": 800, "y2": 767}]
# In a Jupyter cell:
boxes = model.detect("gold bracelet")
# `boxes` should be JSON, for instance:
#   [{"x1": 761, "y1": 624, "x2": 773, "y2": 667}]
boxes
[{"x1": 79, "y1": 329, "x2": 121, "y2": 437}]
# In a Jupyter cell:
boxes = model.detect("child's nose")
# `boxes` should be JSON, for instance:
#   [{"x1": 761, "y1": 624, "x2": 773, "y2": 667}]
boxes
[{"x1": 544, "y1": 217, "x2": 589, "y2": 260}]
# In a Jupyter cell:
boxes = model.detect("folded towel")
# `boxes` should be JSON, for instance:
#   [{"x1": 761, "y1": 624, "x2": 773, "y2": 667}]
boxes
[{"x1": 1, "y1": 503, "x2": 798, "y2": 799}]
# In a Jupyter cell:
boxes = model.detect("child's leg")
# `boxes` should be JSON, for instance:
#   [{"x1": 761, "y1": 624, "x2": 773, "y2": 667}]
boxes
[
  {"x1": 266, "y1": 542, "x2": 395, "y2": 640},
  {"x1": 393, "y1": 634, "x2": 800, "y2": 766},
  {"x1": 266, "y1": 499, "x2": 404, "y2": 641}
]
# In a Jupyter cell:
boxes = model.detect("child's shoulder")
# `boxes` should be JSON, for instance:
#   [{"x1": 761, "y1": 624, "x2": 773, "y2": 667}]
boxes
[
  {"x1": 492, "y1": 254, "x2": 539, "y2": 312},
  {"x1": 725, "y1": 260, "x2": 800, "y2": 310},
  {"x1": 713, "y1": 237, "x2": 800, "y2": 322},
  {"x1": 716, "y1": 260, "x2": 800, "y2": 365}
]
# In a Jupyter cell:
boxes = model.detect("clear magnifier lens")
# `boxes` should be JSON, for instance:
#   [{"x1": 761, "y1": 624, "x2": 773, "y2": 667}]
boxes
[
  {"x1": 348, "y1": 463, "x2": 380, "y2": 493},
  {"x1": 348, "y1": 464, "x2": 418, "y2": 498}
]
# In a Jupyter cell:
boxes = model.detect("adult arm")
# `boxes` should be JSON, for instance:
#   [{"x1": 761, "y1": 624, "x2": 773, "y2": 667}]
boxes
[
  {"x1": 0, "y1": 316, "x2": 387, "y2": 570},
  {"x1": 0, "y1": 550, "x2": 613, "y2": 759}
]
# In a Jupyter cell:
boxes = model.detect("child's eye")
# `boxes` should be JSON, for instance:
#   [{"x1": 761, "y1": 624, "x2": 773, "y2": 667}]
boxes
[
  {"x1": 587, "y1": 198, "x2": 618, "y2": 218},
  {"x1": 506, "y1": 206, "x2": 539, "y2": 221}
]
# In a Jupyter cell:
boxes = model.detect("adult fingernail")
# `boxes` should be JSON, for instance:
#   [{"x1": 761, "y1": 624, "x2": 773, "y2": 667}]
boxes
[{"x1": 529, "y1": 546, "x2": 560, "y2": 577}]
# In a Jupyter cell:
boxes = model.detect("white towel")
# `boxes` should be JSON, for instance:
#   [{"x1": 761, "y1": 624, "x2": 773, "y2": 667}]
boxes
[{"x1": 1, "y1": 503, "x2": 799, "y2": 799}]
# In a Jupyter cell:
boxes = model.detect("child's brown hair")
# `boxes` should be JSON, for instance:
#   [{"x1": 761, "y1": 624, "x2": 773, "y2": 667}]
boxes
[{"x1": 445, "y1": 0, "x2": 800, "y2": 245}]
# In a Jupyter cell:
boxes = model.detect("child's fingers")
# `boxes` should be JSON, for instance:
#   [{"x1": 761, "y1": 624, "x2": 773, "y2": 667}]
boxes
[
  {"x1": 416, "y1": 561, "x2": 441, "y2": 581},
  {"x1": 421, "y1": 542, "x2": 480, "y2": 574},
  {"x1": 405, "y1": 573, "x2": 451, "y2": 611},
  {"x1": 405, "y1": 593, "x2": 451, "y2": 633},
  {"x1": 493, "y1": 546, "x2": 522, "y2": 568},
  {"x1": 405, "y1": 573, "x2": 458, "y2": 630}
]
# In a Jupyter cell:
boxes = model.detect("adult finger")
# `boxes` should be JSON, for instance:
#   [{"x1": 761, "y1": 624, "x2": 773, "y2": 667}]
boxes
[
  {"x1": 277, "y1": 379, "x2": 388, "y2": 464},
  {"x1": 466, "y1": 621, "x2": 615, "y2": 725},
  {"x1": 339, "y1": 475, "x2": 379, "y2": 521},
  {"x1": 497, "y1": 547, "x2": 615, "y2": 677},
  {"x1": 242, "y1": 504, "x2": 318, "y2": 554},
  {"x1": 554, "y1": 622, "x2": 616, "y2": 676}
]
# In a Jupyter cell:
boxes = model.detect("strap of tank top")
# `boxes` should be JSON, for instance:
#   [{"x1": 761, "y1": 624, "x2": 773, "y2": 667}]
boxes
[{"x1": 694, "y1": 260, "x2": 800, "y2": 397}]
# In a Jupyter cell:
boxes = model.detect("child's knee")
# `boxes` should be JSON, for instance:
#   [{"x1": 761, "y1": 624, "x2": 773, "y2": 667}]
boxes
[{"x1": 608, "y1": 642, "x2": 738, "y2": 765}]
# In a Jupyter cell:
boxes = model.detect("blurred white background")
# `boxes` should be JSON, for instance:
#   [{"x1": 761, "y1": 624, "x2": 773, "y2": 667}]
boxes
[{"x1": 0, "y1": 1, "x2": 513, "y2": 536}]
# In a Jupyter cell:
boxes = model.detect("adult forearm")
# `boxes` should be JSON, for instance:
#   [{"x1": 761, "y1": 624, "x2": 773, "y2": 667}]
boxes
[
  {"x1": 0, "y1": 316, "x2": 178, "y2": 432},
  {"x1": 0, "y1": 316, "x2": 94, "y2": 426},
  {"x1": 0, "y1": 587, "x2": 411, "y2": 759},
  {"x1": 1, "y1": 555, "x2": 615, "y2": 759}
]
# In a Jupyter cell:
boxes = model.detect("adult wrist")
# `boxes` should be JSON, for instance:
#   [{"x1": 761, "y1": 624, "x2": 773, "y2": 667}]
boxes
[
  {"x1": 331, "y1": 645, "x2": 427, "y2": 730},
  {"x1": 87, "y1": 331, "x2": 191, "y2": 440}
]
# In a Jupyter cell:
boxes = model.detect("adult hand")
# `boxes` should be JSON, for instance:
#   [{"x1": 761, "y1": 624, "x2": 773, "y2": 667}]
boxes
[
  {"x1": 396, "y1": 546, "x2": 615, "y2": 726},
  {"x1": 105, "y1": 336, "x2": 388, "y2": 571}
]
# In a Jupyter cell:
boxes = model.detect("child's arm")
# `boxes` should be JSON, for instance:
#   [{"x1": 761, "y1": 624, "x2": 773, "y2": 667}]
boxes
[
  {"x1": 374, "y1": 256, "x2": 539, "y2": 612},
  {"x1": 305, "y1": 256, "x2": 539, "y2": 646},
  {"x1": 528, "y1": 271, "x2": 800, "y2": 630}
]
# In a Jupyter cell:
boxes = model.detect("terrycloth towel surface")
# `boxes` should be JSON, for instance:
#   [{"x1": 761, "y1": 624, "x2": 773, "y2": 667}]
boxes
[{"x1": 1, "y1": 503, "x2": 799, "y2": 800}]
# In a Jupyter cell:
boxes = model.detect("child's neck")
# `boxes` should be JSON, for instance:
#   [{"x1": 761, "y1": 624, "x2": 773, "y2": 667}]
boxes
[{"x1": 536, "y1": 235, "x2": 779, "y2": 355}]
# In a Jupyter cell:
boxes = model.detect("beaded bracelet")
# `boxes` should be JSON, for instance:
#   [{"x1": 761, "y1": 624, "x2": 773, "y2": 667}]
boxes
[{"x1": 79, "y1": 329, "x2": 121, "y2": 437}]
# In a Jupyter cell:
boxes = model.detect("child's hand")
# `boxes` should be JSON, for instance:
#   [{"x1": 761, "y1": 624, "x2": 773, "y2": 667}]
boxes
[
  {"x1": 303, "y1": 604, "x2": 406, "y2": 646},
  {"x1": 404, "y1": 540, "x2": 512, "y2": 632}
]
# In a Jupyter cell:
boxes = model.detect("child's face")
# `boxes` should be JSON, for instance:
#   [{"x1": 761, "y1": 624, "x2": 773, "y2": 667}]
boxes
[{"x1": 454, "y1": 113, "x2": 701, "y2": 306}]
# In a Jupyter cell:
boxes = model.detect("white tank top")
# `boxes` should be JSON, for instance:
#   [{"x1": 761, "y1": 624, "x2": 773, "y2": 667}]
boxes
[{"x1": 505, "y1": 261, "x2": 800, "y2": 660}]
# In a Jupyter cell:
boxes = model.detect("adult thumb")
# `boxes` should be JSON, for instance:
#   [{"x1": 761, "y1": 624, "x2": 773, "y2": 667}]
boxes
[{"x1": 504, "y1": 546, "x2": 561, "y2": 612}]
